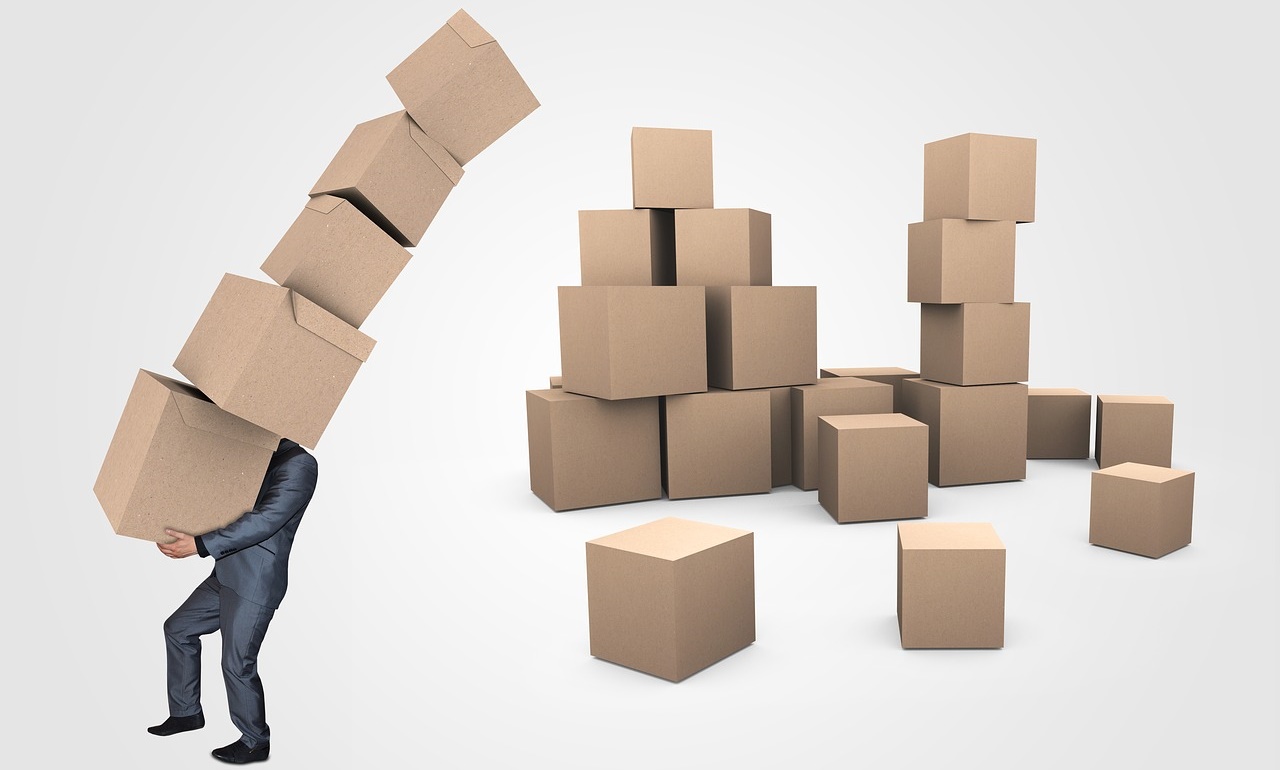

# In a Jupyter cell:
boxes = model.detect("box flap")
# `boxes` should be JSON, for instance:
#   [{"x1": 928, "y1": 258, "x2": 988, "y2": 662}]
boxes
[
  {"x1": 291, "y1": 292, "x2": 376, "y2": 362},
  {"x1": 167, "y1": 379, "x2": 280, "y2": 451},
  {"x1": 408, "y1": 119, "x2": 465, "y2": 186},
  {"x1": 448, "y1": 9, "x2": 495, "y2": 47},
  {"x1": 305, "y1": 195, "x2": 346, "y2": 215}
]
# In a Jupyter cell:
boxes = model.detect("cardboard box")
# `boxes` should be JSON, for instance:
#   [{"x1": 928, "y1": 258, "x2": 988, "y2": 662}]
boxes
[
  {"x1": 674, "y1": 208, "x2": 771, "y2": 286},
  {"x1": 310, "y1": 110, "x2": 463, "y2": 247},
  {"x1": 818, "y1": 413, "x2": 928, "y2": 524},
  {"x1": 897, "y1": 521, "x2": 1006, "y2": 649},
  {"x1": 1095, "y1": 395, "x2": 1174, "y2": 469},
  {"x1": 526, "y1": 389, "x2": 661, "y2": 511},
  {"x1": 706, "y1": 286, "x2": 816, "y2": 390},
  {"x1": 578, "y1": 209, "x2": 675, "y2": 286},
  {"x1": 819, "y1": 367, "x2": 918, "y2": 412},
  {"x1": 764, "y1": 386, "x2": 792, "y2": 487},
  {"x1": 1027, "y1": 388, "x2": 1091, "y2": 459},
  {"x1": 260, "y1": 195, "x2": 412, "y2": 328},
  {"x1": 586, "y1": 517, "x2": 754, "y2": 682},
  {"x1": 791, "y1": 378, "x2": 894, "y2": 491},
  {"x1": 174, "y1": 273, "x2": 376, "y2": 448},
  {"x1": 920, "y1": 302, "x2": 1030, "y2": 386},
  {"x1": 907, "y1": 219, "x2": 1016, "y2": 304},
  {"x1": 632, "y1": 127, "x2": 713, "y2": 209},
  {"x1": 1090, "y1": 462, "x2": 1195, "y2": 558},
  {"x1": 663, "y1": 389, "x2": 771, "y2": 500},
  {"x1": 385, "y1": 9, "x2": 539, "y2": 166},
  {"x1": 558, "y1": 286, "x2": 707, "y2": 400},
  {"x1": 549, "y1": 375, "x2": 562, "y2": 389},
  {"x1": 923, "y1": 132, "x2": 1037, "y2": 222},
  {"x1": 94, "y1": 370, "x2": 279, "y2": 543},
  {"x1": 902, "y1": 379, "x2": 1027, "y2": 487}
]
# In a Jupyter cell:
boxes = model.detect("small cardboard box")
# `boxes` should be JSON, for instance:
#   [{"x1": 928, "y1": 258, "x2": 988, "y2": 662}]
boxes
[
  {"x1": 1095, "y1": 395, "x2": 1174, "y2": 469},
  {"x1": 174, "y1": 273, "x2": 376, "y2": 448},
  {"x1": 386, "y1": 9, "x2": 539, "y2": 166},
  {"x1": 94, "y1": 370, "x2": 279, "y2": 543},
  {"x1": 260, "y1": 195, "x2": 412, "y2": 328},
  {"x1": 898, "y1": 521, "x2": 1006, "y2": 649},
  {"x1": 558, "y1": 286, "x2": 707, "y2": 400},
  {"x1": 818, "y1": 413, "x2": 928, "y2": 524},
  {"x1": 632, "y1": 127, "x2": 713, "y2": 209},
  {"x1": 920, "y1": 302, "x2": 1030, "y2": 386},
  {"x1": 586, "y1": 517, "x2": 754, "y2": 682},
  {"x1": 902, "y1": 379, "x2": 1027, "y2": 487},
  {"x1": 1027, "y1": 388, "x2": 1091, "y2": 459},
  {"x1": 548, "y1": 375, "x2": 562, "y2": 389},
  {"x1": 578, "y1": 209, "x2": 675, "y2": 286},
  {"x1": 310, "y1": 110, "x2": 463, "y2": 247},
  {"x1": 674, "y1": 208, "x2": 771, "y2": 286},
  {"x1": 1090, "y1": 462, "x2": 1195, "y2": 558},
  {"x1": 764, "y1": 386, "x2": 793, "y2": 487},
  {"x1": 923, "y1": 132, "x2": 1037, "y2": 222},
  {"x1": 526, "y1": 389, "x2": 661, "y2": 511},
  {"x1": 706, "y1": 286, "x2": 816, "y2": 390},
  {"x1": 819, "y1": 367, "x2": 918, "y2": 412},
  {"x1": 791, "y1": 378, "x2": 894, "y2": 491},
  {"x1": 907, "y1": 219, "x2": 1016, "y2": 304},
  {"x1": 662, "y1": 389, "x2": 771, "y2": 500}
]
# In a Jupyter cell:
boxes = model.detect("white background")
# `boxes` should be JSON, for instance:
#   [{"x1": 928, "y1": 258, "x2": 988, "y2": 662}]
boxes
[{"x1": 2, "y1": 0, "x2": 1276, "y2": 767}]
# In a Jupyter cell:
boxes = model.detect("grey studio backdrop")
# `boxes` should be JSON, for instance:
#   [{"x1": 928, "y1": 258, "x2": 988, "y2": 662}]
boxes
[{"x1": 1, "y1": 0, "x2": 1276, "y2": 767}]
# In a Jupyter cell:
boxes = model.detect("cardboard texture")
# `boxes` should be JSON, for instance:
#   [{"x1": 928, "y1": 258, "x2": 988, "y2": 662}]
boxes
[
  {"x1": 919, "y1": 302, "x2": 1030, "y2": 386},
  {"x1": 385, "y1": 8, "x2": 539, "y2": 166},
  {"x1": 705, "y1": 286, "x2": 817, "y2": 390},
  {"x1": 790, "y1": 378, "x2": 894, "y2": 491},
  {"x1": 586, "y1": 517, "x2": 754, "y2": 682},
  {"x1": 1090, "y1": 462, "x2": 1195, "y2": 558},
  {"x1": 94, "y1": 370, "x2": 278, "y2": 543},
  {"x1": 819, "y1": 367, "x2": 918, "y2": 412},
  {"x1": 1027, "y1": 388, "x2": 1091, "y2": 459},
  {"x1": 764, "y1": 386, "x2": 793, "y2": 487},
  {"x1": 907, "y1": 219, "x2": 1016, "y2": 304},
  {"x1": 1095, "y1": 394, "x2": 1174, "y2": 469},
  {"x1": 902, "y1": 379, "x2": 1028, "y2": 487},
  {"x1": 923, "y1": 132, "x2": 1037, "y2": 222},
  {"x1": 310, "y1": 110, "x2": 463, "y2": 247},
  {"x1": 662, "y1": 389, "x2": 772, "y2": 500},
  {"x1": 579, "y1": 209, "x2": 675, "y2": 286},
  {"x1": 818, "y1": 413, "x2": 928, "y2": 524},
  {"x1": 174, "y1": 273, "x2": 376, "y2": 449},
  {"x1": 548, "y1": 375, "x2": 562, "y2": 389},
  {"x1": 674, "y1": 208, "x2": 772, "y2": 286},
  {"x1": 632, "y1": 127, "x2": 713, "y2": 209},
  {"x1": 558, "y1": 286, "x2": 707, "y2": 400},
  {"x1": 897, "y1": 522, "x2": 1006, "y2": 649},
  {"x1": 260, "y1": 195, "x2": 412, "y2": 328},
  {"x1": 526, "y1": 389, "x2": 661, "y2": 511}
]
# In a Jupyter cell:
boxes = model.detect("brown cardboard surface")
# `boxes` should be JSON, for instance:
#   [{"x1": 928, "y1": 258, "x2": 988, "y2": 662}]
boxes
[
  {"x1": 819, "y1": 367, "x2": 919, "y2": 412},
  {"x1": 705, "y1": 286, "x2": 816, "y2": 390},
  {"x1": 764, "y1": 386, "x2": 792, "y2": 487},
  {"x1": 919, "y1": 302, "x2": 1030, "y2": 386},
  {"x1": 907, "y1": 219, "x2": 1015, "y2": 304},
  {"x1": 548, "y1": 375, "x2": 562, "y2": 389},
  {"x1": 579, "y1": 209, "x2": 675, "y2": 286},
  {"x1": 1090, "y1": 462, "x2": 1195, "y2": 558},
  {"x1": 1095, "y1": 395, "x2": 1174, "y2": 469},
  {"x1": 1027, "y1": 388, "x2": 1091, "y2": 459},
  {"x1": 632, "y1": 127, "x2": 713, "y2": 209},
  {"x1": 818, "y1": 413, "x2": 928, "y2": 523},
  {"x1": 902, "y1": 379, "x2": 1027, "y2": 487},
  {"x1": 897, "y1": 521, "x2": 1006, "y2": 649},
  {"x1": 674, "y1": 208, "x2": 771, "y2": 286},
  {"x1": 386, "y1": 9, "x2": 539, "y2": 166},
  {"x1": 663, "y1": 389, "x2": 771, "y2": 500},
  {"x1": 94, "y1": 370, "x2": 278, "y2": 542},
  {"x1": 923, "y1": 133, "x2": 1037, "y2": 222},
  {"x1": 790, "y1": 378, "x2": 894, "y2": 490}
]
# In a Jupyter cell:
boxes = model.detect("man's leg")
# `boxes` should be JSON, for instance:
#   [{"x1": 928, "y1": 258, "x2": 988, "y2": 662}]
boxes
[
  {"x1": 163, "y1": 573, "x2": 222, "y2": 717},
  {"x1": 219, "y1": 589, "x2": 276, "y2": 749}
]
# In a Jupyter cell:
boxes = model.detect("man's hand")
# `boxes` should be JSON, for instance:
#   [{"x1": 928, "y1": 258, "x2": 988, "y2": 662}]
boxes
[{"x1": 157, "y1": 529, "x2": 197, "y2": 559}]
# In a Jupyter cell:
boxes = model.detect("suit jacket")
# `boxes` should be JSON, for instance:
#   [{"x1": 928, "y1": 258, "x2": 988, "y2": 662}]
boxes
[{"x1": 196, "y1": 439, "x2": 318, "y2": 609}]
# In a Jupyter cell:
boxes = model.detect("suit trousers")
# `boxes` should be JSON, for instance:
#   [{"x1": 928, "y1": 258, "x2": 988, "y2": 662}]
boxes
[{"x1": 164, "y1": 573, "x2": 276, "y2": 748}]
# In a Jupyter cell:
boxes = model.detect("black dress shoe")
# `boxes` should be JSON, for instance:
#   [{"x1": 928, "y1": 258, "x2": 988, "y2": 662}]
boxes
[
  {"x1": 212, "y1": 739, "x2": 270, "y2": 764},
  {"x1": 147, "y1": 712, "x2": 205, "y2": 736}
]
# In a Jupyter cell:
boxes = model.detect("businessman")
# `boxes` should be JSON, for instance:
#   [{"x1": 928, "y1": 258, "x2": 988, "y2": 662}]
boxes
[{"x1": 149, "y1": 437, "x2": 318, "y2": 765}]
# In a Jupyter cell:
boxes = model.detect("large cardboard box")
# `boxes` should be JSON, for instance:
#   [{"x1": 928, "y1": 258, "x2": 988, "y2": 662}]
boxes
[
  {"x1": 705, "y1": 286, "x2": 816, "y2": 390},
  {"x1": 923, "y1": 132, "x2": 1037, "y2": 222},
  {"x1": 174, "y1": 273, "x2": 376, "y2": 448},
  {"x1": 662, "y1": 389, "x2": 771, "y2": 500},
  {"x1": 385, "y1": 9, "x2": 539, "y2": 166},
  {"x1": 586, "y1": 517, "x2": 755, "y2": 682},
  {"x1": 920, "y1": 302, "x2": 1030, "y2": 386},
  {"x1": 764, "y1": 386, "x2": 793, "y2": 487},
  {"x1": 791, "y1": 378, "x2": 893, "y2": 491},
  {"x1": 907, "y1": 219, "x2": 1016, "y2": 304},
  {"x1": 526, "y1": 389, "x2": 661, "y2": 511},
  {"x1": 578, "y1": 209, "x2": 674, "y2": 286},
  {"x1": 94, "y1": 370, "x2": 279, "y2": 543},
  {"x1": 819, "y1": 367, "x2": 918, "y2": 412},
  {"x1": 260, "y1": 195, "x2": 412, "y2": 328},
  {"x1": 818, "y1": 413, "x2": 928, "y2": 524},
  {"x1": 310, "y1": 110, "x2": 463, "y2": 247},
  {"x1": 558, "y1": 286, "x2": 707, "y2": 400},
  {"x1": 1095, "y1": 394, "x2": 1174, "y2": 469},
  {"x1": 632, "y1": 127, "x2": 713, "y2": 209},
  {"x1": 1090, "y1": 462, "x2": 1195, "y2": 558},
  {"x1": 898, "y1": 522, "x2": 1006, "y2": 649},
  {"x1": 674, "y1": 208, "x2": 771, "y2": 286},
  {"x1": 1027, "y1": 388, "x2": 1091, "y2": 459},
  {"x1": 902, "y1": 379, "x2": 1028, "y2": 487}
]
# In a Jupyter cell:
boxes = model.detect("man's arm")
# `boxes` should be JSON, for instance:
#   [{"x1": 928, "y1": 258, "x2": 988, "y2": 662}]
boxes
[{"x1": 195, "y1": 453, "x2": 319, "y2": 560}]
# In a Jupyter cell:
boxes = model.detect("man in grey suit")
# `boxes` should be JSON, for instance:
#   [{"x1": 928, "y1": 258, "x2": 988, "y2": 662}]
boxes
[{"x1": 149, "y1": 437, "x2": 318, "y2": 765}]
